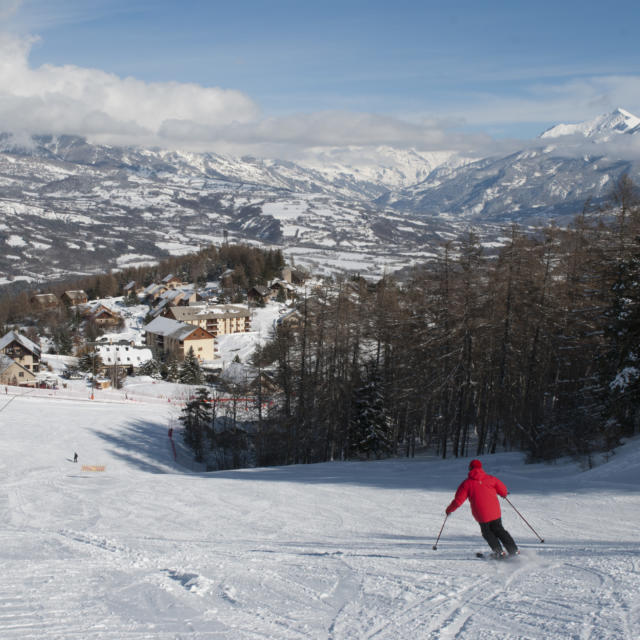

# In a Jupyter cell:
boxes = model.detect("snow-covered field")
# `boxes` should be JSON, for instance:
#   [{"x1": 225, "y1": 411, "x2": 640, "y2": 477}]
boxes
[{"x1": 1, "y1": 389, "x2": 639, "y2": 639}]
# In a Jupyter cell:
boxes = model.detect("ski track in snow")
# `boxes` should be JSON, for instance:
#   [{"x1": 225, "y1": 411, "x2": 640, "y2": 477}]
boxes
[{"x1": 1, "y1": 392, "x2": 639, "y2": 638}]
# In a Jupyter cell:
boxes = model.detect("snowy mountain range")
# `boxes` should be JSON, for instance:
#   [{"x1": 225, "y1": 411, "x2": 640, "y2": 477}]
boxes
[{"x1": 1, "y1": 109, "x2": 639, "y2": 285}]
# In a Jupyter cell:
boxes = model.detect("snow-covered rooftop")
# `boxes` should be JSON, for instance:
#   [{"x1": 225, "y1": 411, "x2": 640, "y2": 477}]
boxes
[
  {"x1": 95, "y1": 344, "x2": 153, "y2": 367},
  {"x1": 0, "y1": 330, "x2": 42, "y2": 357}
]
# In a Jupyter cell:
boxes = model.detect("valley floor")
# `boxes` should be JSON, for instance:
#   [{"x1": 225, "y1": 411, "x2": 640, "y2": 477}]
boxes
[{"x1": 1, "y1": 389, "x2": 638, "y2": 639}]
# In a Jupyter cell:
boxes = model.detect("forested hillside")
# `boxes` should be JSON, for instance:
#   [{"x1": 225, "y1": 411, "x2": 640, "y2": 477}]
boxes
[{"x1": 238, "y1": 175, "x2": 640, "y2": 466}]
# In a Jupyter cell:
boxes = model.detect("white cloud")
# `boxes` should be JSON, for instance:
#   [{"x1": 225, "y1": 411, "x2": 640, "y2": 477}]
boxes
[
  {"x1": 156, "y1": 111, "x2": 489, "y2": 156},
  {"x1": 0, "y1": 32, "x2": 484, "y2": 157},
  {"x1": 1, "y1": 30, "x2": 640, "y2": 162},
  {"x1": 0, "y1": 32, "x2": 259, "y2": 144}
]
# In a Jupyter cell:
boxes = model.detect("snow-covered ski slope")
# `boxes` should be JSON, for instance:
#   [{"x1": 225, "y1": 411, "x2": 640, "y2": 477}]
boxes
[{"x1": 1, "y1": 390, "x2": 639, "y2": 639}]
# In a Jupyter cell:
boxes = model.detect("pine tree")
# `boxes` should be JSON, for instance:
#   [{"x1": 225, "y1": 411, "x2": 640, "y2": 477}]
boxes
[
  {"x1": 180, "y1": 387, "x2": 211, "y2": 462},
  {"x1": 179, "y1": 347, "x2": 204, "y2": 384},
  {"x1": 349, "y1": 369, "x2": 392, "y2": 459},
  {"x1": 163, "y1": 356, "x2": 180, "y2": 382},
  {"x1": 78, "y1": 351, "x2": 103, "y2": 373},
  {"x1": 123, "y1": 290, "x2": 139, "y2": 307},
  {"x1": 52, "y1": 326, "x2": 74, "y2": 355},
  {"x1": 136, "y1": 358, "x2": 163, "y2": 378}
]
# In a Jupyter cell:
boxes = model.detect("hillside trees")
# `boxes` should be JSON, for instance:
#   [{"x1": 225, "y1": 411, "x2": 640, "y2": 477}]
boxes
[{"x1": 253, "y1": 179, "x2": 640, "y2": 466}]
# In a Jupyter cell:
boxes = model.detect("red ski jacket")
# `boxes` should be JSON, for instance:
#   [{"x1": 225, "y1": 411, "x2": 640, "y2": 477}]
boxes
[{"x1": 446, "y1": 464, "x2": 508, "y2": 524}]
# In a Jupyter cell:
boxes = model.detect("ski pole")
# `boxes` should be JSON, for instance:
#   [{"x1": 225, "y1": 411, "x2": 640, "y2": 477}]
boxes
[
  {"x1": 432, "y1": 514, "x2": 448, "y2": 550},
  {"x1": 504, "y1": 496, "x2": 544, "y2": 543}
]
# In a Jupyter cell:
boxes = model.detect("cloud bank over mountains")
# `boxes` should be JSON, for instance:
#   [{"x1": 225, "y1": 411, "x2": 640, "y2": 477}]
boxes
[
  {"x1": 0, "y1": 33, "x2": 482, "y2": 158},
  {"x1": 0, "y1": 34, "x2": 258, "y2": 143},
  {"x1": 1, "y1": 29, "x2": 640, "y2": 162}
]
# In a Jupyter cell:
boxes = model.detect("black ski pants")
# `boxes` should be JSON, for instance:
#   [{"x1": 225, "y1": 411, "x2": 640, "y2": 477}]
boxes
[{"x1": 479, "y1": 517, "x2": 518, "y2": 554}]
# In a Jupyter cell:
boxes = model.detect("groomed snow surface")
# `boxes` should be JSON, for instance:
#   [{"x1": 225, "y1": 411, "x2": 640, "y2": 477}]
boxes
[{"x1": 1, "y1": 389, "x2": 639, "y2": 639}]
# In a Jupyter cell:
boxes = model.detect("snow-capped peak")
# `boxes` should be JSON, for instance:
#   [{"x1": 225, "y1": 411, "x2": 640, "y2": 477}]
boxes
[{"x1": 540, "y1": 108, "x2": 640, "y2": 140}]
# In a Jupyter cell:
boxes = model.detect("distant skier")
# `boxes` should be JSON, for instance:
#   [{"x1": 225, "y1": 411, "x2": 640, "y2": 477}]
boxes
[
  {"x1": 445, "y1": 459, "x2": 518, "y2": 558},
  {"x1": 73, "y1": 452, "x2": 78, "y2": 463}
]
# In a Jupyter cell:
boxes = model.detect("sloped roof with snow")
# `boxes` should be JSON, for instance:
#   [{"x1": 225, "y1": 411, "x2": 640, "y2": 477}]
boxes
[
  {"x1": 64, "y1": 290, "x2": 88, "y2": 302},
  {"x1": 142, "y1": 283, "x2": 165, "y2": 296},
  {"x1": 249, "y1": 285, "x2": 271, "y2": 296},
  {"x1": 144, "y1": 316, "x2": 185, "y2": 336},
  {"x1": 143, "y1": 316, "x2": 207, "y2": 341},
  {"x1": 0, "y1": 353, "x2": 14, "y2": 373},
  {"x1": 0, "y1": 331, "x2": 42, "y2": 358}
]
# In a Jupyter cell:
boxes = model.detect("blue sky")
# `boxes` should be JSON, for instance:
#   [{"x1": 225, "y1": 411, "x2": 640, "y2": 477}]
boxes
[{"x1": 1, "y1": 0, "x2": 640, "y2": 156}]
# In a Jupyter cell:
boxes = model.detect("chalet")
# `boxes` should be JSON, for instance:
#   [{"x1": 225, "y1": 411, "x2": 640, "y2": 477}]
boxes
[
  {"x1": 161, "y1": 289, "x2": 185, "y2": 306},
  {"x1": 144, "y1": 317, "x2": 216, "y2": 362},
  {"x1": 151, "y1": 289, "x2": 199, "y2": 319},
  {"x1": 123, "y1": 281, "x2": 144, "y2": 296},
  {"x1": 141, "y1": 283, "x2": 168, "y2": 302},
  {"x1": 31, "y1": 293, "x2": 60, "y2": 309},
  {"x1": 62, "y1": 290, "x2": 89, "y2": 306},
  {"x1": 161, "y1": 273, "x2": 184, "y2": 289},
  {"x1": 0, "y1": 330, "x2": 42, "y2": 373},
  {"x1": 91, "y1": 305, "x2": 122, "y2": 327},
  {"x1": 0, "y1": 354, "x2": 37, "y2": 387},
  {"x1": 165, "y1": 304, "x2": 251, "y2": 337},
  {"x1": 157, "y1": 287, "x2": 200, "y2": 308},
  {"x1": 269, "y1": 279, "x2": 296, "y2": 300},
  {"x1": 275, "y1": 309, "x2": 303, "y2": 330},
  {"x1": 247, "y1": 285, "x2": 272, "y2": 305}
]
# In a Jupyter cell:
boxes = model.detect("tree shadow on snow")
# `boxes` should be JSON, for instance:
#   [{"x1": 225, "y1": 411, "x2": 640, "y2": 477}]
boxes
[
  {"x1": 93, "y1": 418, "x2": 176, "y2": 474},
  {"x1": 205, "y1": 454, "x2": 640, "y2": 494},
  {"x1": 205, "y1": 459, "x2": 564, "y2": 493}
]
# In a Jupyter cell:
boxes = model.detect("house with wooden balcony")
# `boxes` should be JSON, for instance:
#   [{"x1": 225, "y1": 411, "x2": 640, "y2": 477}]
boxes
[
  {"x1": 62, "y1": 290, "x2": 89, "y2": 306},
  {"x1": 31, "y1": 293, "x2": 60, "y2": 310},
  {"x1": 0, "y1": 330, "x2": 42, "y2": 373}
]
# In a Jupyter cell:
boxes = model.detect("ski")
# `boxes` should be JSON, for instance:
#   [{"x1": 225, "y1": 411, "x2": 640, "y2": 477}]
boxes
[{"x1": 476, "y1": 551, "x2": 521, "y2": 560}]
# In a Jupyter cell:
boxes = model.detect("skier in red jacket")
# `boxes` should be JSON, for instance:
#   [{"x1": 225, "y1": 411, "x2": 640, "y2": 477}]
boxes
[{"x1": 446, "y1": 459, "x2": 519, "y2": 557}]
